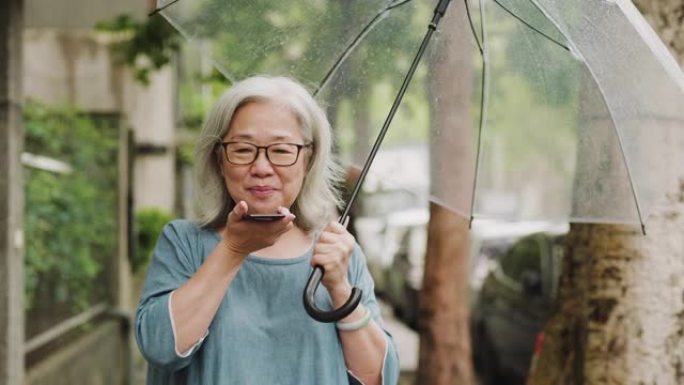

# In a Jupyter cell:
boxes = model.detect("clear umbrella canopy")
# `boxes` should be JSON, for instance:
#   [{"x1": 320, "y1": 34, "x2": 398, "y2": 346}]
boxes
[{"x1": 156, "y1": 0, "x2": 684, "y2": 228}]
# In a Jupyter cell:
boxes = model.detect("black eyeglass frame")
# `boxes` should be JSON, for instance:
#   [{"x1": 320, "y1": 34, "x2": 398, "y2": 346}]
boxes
[{"x1": 219, "y1": 141, "x2": 312, "y2": 167}]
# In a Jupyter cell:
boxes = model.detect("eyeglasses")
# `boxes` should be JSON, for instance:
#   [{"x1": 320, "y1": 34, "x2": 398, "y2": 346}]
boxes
[{"x1": 219, "y1": 141, "x2": 312, "y2": 167}]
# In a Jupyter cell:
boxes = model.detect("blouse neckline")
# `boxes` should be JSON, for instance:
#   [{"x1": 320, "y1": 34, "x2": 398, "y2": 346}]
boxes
[{"x1": 208, "y1": 227, "x2": 313, "y2": 265}]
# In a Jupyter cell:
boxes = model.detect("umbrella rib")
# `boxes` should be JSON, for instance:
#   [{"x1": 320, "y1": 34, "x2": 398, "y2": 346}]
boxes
[
  {"x1": 148, "y1": 0, "x2": 180, "y2": 17},
  {"x1": 579, "y1": 66, "x2": 648, "y2": 234},
  {"x1": 339, "y1": 0, "x2": 451, "y2": 223},
  {"x1": 469, "y1": 0, "x2": 490, "y2": 227},
  {"x1": 491, "y1": 0, "x2": 569, "y2": 52},
  {"x1": 313, "y1": 0, "x2": 416, "y2": 96},
  {"x1": 463, "y1": 0, "x2": 483, "y2": 53}
]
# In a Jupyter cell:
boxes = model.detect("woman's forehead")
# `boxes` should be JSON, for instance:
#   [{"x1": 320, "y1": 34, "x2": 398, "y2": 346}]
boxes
[
  {"x1": 226, "y1": 100, "x2": 308, "y2": 141},
  {"x1": 225, "y1": 122, "x2": 304, "y2": 141},
  {"x1": 227, "y1": 132, "x2": 300, "y2": 141}
]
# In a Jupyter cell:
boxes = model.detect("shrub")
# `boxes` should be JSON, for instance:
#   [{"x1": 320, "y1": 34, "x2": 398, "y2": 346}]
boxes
[
  {"x1": 23, "y1": 101, "x2": 118, "y2": 313},
  {"x1": 133, "y1": 208, "x2": 174, "y2": 274}
]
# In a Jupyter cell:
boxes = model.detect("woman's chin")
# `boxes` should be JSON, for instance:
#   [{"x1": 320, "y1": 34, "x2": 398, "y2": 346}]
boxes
[{"x1": 247, "y1": 202, "x2": 281, "y2": 214}]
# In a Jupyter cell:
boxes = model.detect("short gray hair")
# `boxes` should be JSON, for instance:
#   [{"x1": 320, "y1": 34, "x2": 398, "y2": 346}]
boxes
[{"x1": 194, "y1": 75, "x2": 344, "y2": 232}]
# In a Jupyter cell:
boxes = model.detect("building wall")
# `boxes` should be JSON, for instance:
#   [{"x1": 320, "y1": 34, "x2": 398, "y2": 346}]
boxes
[
  {"x1": 20, "y1": 1, "x2": 178, "y2": 383},
  {"x1": 25, "y1": 0, "x2": 147, "y2": 29},
  {"x1": 23, "y1": 29, "x2": 177, "y2": 213}
]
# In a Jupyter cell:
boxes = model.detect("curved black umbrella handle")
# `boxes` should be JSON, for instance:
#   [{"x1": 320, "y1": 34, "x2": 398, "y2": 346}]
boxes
[{"x1": 303, "y1": 265, "x2": 363, "y2": 323}]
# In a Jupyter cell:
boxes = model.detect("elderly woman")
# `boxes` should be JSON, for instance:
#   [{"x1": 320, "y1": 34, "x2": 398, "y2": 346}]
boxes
[{"x1": 135, "y1": 76, "x2": 399, "y2": 385}]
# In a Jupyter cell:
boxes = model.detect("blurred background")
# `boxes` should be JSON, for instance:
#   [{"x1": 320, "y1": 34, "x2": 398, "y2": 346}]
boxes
[{"x1": 1, "y1": 0, "x2": 683, "y2": 385}]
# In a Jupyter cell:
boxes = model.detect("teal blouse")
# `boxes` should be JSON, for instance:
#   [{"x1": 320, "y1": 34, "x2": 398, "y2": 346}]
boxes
[{"x1": 135, "y1": 219, "x2": 400, "y2": 385}]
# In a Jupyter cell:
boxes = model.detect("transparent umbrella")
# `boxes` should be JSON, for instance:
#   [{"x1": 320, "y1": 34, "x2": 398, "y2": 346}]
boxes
[{"x1": 152, "y1": 0, "x2": 684, "y2": 321}]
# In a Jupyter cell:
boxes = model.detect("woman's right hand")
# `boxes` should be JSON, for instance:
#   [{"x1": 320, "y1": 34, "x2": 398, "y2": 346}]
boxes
[{"x1": 221, "y1": 201, "x2": 296, "y2": 256}]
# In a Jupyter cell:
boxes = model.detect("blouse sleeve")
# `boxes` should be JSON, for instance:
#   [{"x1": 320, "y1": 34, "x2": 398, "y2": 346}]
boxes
[
  {"x1": 349, "y1": 244, "x2": 401, "y2": 385},
  {"x1": 135, "y1": 220, "x2": 206, "y2": 371}
]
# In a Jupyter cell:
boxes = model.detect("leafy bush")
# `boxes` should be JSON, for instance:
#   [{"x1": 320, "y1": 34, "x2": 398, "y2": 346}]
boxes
[
  {"x1": 133, "y1": 208, "x2": 174, "y2": 274},
  {"x1": 23, "y1": 101, "x2": 118, "y2": 313}
]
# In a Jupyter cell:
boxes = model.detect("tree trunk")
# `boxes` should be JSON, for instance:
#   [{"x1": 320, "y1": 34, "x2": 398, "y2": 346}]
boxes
[
  {"x1": 417, "y1": 206, "x2": 473, "y2": 385},
  {"x1": 416, "y1": 1, "x2": 474, "y2": 384},
  {"x1": 527, "y1": 2, "x2": 684, "y2": 384}
]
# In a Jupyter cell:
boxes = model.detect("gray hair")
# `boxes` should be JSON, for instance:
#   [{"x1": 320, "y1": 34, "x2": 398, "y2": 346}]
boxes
[{"x1": 194, "y1": 75, "x2": 344, "y2": 232}]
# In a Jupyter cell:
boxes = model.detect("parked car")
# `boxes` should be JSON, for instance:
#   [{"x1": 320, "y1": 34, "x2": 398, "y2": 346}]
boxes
[
  {"x1": 361, "y1": 213, "x2": 566, "y2": 331},
  {"x1": 471, "y1": 229, "x2": 567, "y2": 385},
  {"x1": 381, "y1": 215, "x2": 428, "y2": 328},
  {"x1": 356, "y1": 208, "x2": 428, "y2": 323}
]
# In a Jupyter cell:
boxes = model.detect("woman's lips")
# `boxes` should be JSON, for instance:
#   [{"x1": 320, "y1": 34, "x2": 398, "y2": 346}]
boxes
[{"x1": 247, "y1": 186, "x2": 277, "y2": 199}]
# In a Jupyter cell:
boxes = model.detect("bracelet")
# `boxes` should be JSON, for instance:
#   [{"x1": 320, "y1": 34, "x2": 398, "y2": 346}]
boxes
[{"x1": 335, "y1": 305, "x2": 372, "y2": 332}]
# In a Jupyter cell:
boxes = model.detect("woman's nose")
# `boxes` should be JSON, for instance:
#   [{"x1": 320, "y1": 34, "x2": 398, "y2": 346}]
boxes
[{"x1": 250, "y1": 149, "x2": 274, "y2": 175}]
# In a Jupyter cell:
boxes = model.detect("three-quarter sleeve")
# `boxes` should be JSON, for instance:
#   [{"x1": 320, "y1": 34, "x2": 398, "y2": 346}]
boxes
[
  {"x1": 349, "y1": 245, "x2": 401, "y2": 385},
  {"x1": 135, "y1": 220, "x2": 205, "y2": 371}
]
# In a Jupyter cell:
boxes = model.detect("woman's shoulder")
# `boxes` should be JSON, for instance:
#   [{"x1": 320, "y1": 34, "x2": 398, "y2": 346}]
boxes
[
  {"x1": 163, "y1": 218, "x2": 199, "y2": 234},
  {"x1": 162, "y1": 218, "x2": 216, "y2": 244},
  {"x1": 157, "y1": 219, "x2": 218, "y2": 267}
]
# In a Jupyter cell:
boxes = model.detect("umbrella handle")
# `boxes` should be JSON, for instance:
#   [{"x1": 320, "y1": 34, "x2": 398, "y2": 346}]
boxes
[{"x1": 303, "y1": 266, "x2": 363, "y2": 323}]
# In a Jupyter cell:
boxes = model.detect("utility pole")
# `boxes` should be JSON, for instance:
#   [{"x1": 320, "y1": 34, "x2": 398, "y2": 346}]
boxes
[{"x1": 0, "y1": 0, "x2": 25, "y2": 384}]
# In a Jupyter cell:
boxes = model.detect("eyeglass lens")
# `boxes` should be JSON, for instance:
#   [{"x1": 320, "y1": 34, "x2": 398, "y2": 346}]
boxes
[{"x1": 225, "y1": 142, "x2": 301, "y2": 166}]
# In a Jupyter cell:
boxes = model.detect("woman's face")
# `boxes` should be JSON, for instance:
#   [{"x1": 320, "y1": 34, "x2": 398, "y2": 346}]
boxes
[{"x1": 221, "y1": 100, "x2": 310, "y2": 214}]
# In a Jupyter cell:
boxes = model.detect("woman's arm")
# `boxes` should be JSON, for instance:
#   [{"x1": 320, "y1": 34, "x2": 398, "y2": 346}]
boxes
[
  {"x1": 311, "y1": 222, "x2": 397, "y2": 385},
  {"x1": 171, "y1": 201, "x2": 295, "y2": 353},
  {"x1": 170, "y1": 242, "x2": 244, "y2": 353},
  {"x1": 330, "y1": 285, "x2": 388, "y2": 385}
]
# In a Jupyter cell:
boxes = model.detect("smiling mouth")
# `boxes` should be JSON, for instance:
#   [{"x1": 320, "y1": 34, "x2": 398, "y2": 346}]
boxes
[
  {"x1": 249, "y1": 186, "x2": 276, "y2": 192},
  {"x1": 247, "y1": 186, "x2": 277, "y2": 198}
]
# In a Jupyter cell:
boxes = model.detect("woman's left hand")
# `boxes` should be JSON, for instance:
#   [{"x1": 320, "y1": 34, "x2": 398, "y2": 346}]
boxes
[{"x1": 311, "y1": 221, "x2": 356, "y2": 303}]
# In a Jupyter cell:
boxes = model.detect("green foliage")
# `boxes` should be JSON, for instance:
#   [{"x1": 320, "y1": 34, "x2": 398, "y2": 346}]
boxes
[
  {"x1": 177, "y1": 140, "x2": 196, "y2": 166},
  {"x1": 173, "y1": 0, "x2": 422, "y2": 107},
  {"x1": 23, "y1": 101, "x2": 119, "y2": 312},
  {"x1": 133, "y1": 208, "x2": 174, "y2": 274},
  {"x1": 96, "y1": 14, "x2": 181, "y2": 85}
]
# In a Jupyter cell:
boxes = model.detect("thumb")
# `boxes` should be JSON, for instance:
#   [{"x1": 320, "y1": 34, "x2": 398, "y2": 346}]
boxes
[{"x1": 228, "y1": 201, "x2": 249, "y2": 223}]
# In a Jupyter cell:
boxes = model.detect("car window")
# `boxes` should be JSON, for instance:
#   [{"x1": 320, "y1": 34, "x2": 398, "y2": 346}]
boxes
[{"x1": 499, "y1": 237, "x2": 542, "y2": 283}]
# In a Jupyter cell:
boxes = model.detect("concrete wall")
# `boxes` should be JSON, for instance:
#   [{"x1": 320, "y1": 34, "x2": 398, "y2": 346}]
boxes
[
  {"x1": 125, "y1": 67, "x2": 177, "y2": 212},
  {"x1": 23, "y1": 29, "x2": 177, "y2": 212},
  {"x1": 25, "y1": 0, "x2": 147, "y2": 29}
]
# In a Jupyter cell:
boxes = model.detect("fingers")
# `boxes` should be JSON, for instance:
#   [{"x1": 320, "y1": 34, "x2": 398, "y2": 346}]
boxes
[
  {"x1": 325, "y1": 221, "x2": 348, "y2": 235},
  {"x1": 277, "y1": 206, "x2": 296, "y2": 222},
  {"x1": 223, "y1": 202, "x2": 298, "y2": 255},
  {"x1": 311, "y1": 221, "x2": 355, "y2": 268},
  {"x1": 319, "y1": 222, "x2": 355, "y2": 245},
  {"x1": 228, "y1": 201, "x2": 249, "y2": 224}
]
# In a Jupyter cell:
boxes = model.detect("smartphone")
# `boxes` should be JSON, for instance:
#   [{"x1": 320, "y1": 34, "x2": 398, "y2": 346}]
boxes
[{"x1": 242, "y1": 213, "x2": 287, "y2": 222}]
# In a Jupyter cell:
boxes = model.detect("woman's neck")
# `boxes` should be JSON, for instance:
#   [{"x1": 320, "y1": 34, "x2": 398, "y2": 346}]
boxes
[{"x1": 252, "y1": 225, "x2": 313, "y2": 259}]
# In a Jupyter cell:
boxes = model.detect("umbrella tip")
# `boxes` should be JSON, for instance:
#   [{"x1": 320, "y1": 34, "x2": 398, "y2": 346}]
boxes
[{"x1": 641, "y1": 223, "x2": 647, "y2": 236}]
